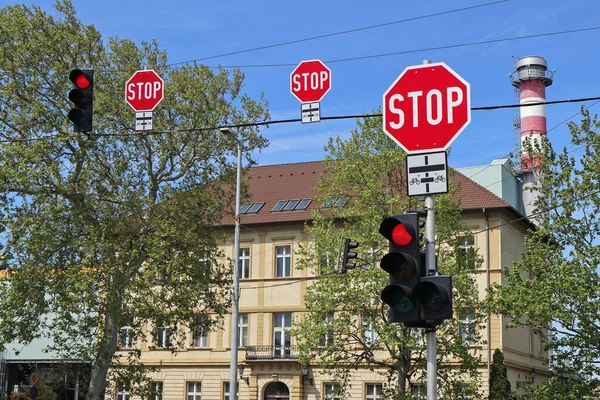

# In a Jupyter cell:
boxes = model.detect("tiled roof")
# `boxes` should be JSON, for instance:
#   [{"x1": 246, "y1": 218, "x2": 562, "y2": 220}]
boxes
[{"x1": 221, "y1": 160, "x2": 512, "y2": 226}]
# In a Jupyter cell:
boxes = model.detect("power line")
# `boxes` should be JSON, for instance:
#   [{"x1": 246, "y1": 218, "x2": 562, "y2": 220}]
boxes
[
  {"x1": 168, "y1": 0, "x2": 509, "y2": 66},
  {"x1": 202, "y1": 26, "x2": 600, "y2": 69},
  {"x1": 2, "y1": 95, "x2": 597, "y2": 144}
]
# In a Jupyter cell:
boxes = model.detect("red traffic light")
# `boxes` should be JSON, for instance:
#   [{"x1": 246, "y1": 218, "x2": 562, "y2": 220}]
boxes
[
  {"x1": 69, "y1": 69, "x2": 92, "y2": 89},
  {"x1": 391, "y1": 224, "x2": 413, "y2": 246}
]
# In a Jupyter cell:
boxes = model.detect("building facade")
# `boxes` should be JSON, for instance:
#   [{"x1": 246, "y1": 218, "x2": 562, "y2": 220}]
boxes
[{"x1": 121, "y1": 160, "x2": 548, "y2": 400}]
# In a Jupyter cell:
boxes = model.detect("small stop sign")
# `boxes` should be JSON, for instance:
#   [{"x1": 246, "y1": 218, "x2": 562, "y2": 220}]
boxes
[
  {"x1": 383, "y1": 62, "x2": 471, "y2": 154},
  {"x1": 290, "y1": 59, "x2": 331, "y2": 103},
  {"x1": 125, "y1": 69, "x2": 164, "y2": 112}
]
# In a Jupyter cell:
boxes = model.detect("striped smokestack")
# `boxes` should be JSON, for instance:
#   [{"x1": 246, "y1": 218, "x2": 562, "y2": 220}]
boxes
[{"x1": 511, "y1": 56, "x2": 553, "y2": 222}]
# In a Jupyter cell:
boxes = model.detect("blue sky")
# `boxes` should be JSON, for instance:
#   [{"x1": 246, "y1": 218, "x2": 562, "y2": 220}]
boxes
[{"x1": 4, "y1": 0, "x2": 600, "y2": 169}]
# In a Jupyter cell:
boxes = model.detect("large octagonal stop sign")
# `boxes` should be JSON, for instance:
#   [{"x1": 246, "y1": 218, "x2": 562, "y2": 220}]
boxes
[
  {"x1": 125, "y1": 69, "x2": 164, "y2": 112},
  {"x1": 383, "y1": 62, "x2": 470, "y2": 154}
]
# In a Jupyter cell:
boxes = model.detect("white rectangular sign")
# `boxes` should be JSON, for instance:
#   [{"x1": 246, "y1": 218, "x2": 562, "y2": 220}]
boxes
[
  {"x1": 406, "y1": 151, "x2": 448, "y2": 197},
  {"x1": 301, "y1": 102, "x2": 320, "y2": 124},
  {"x1": 135, "y1": 111, "x2": 153, "y2": 131}
]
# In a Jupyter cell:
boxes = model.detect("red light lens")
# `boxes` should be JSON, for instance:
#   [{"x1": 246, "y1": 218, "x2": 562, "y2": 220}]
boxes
[
  {"x1": 391, "y1": 224, "x2": 413, "y2": 246},
  {"x1": 75, "y1": 74, "x2": 90, "y2": 89}
]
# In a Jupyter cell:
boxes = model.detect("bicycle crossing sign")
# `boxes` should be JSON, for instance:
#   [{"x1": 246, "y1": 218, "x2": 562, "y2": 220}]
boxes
[{"x1": 406, "y1": 151, "x2": 448, "y2": 197}]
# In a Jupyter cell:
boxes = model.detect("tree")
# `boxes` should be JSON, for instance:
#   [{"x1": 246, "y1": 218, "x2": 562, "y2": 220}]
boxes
[
  {"x1": 292, "y1": 113, "x2": 485, "y2": 399},
  {"x1": 489, "y1": 110, "x2": 600, "y2": 398},
  {"x1": 489, "y1": 349, "x2": 512, "y2": 400},
  {"x1": 0, "y1": 2, "x2": 269, "y2": 400}
]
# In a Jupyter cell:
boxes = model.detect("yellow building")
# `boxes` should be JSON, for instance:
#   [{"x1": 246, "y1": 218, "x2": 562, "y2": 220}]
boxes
[{"x1": 121, "y1": 160, "x2": 548, "y2": 400}]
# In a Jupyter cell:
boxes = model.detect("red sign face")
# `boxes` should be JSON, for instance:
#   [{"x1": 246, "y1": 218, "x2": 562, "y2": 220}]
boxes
[
  {"x1": 290, "y1": 59, "x2": 331, "y2": 103},
  {"x1": 125, "y1": 70, "x2": 164, "y2": 111},
  {"x1": 383, "y1": 62, "x2": 470, "y2": 154}
]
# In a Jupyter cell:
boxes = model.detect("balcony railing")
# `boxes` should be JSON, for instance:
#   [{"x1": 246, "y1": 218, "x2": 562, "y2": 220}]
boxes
[{"x1": 245, "y1": 345, "x2": 299, "y2": 360}]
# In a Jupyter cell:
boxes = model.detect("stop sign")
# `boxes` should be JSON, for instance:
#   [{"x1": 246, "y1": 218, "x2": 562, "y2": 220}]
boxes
[
  {"x1": 383, "y1": 62, "x2": 470, "y2": 154},
  {"x1": 290, "y1": 59, "x2": 331, "y2": 103},
  {"x1": 125, "y1": 69, "x2": 164, "y2": 111}
]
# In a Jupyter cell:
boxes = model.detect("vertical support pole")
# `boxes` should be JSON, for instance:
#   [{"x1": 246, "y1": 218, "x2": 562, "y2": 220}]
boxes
[
  {"x1": 229, "y1": 141, "x2": 242, "y2": 400},
  {"x1": 425, "y1": 193, "x2": 437, "y2": 400},
  {"x1": 420, "y1": 58, "x2": 438, "y2": 400}
]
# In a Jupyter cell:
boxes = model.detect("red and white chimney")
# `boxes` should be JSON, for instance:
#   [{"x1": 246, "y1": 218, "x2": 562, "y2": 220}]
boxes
[{"x1": 511, "y1": 56, "x2": 553, "y2": 221}]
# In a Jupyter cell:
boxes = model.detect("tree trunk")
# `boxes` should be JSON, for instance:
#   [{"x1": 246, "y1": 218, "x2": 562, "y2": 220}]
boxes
[
  {"x1": 86, "y1": 292, "x2": 121, "y2": 400},
  {"x1": 396, "y1": 360, "x2": 409, "y2": 399}
]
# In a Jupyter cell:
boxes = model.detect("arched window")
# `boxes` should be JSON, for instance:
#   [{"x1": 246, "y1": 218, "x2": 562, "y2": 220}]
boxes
[{"x1": 264, "y1": 382, "x2": 289, "y2": 400}]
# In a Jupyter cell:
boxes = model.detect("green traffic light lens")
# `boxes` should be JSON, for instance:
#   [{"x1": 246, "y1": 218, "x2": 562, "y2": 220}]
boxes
[
  {"x1": 419, "y1": 285, "x2": 447, "y2": 311},
  {"x1": 422, "y1": 293, "x2": 444, "y2": 311},
  {"x1": 392, "y1": 295, "x2": 414, "y2": 313}
]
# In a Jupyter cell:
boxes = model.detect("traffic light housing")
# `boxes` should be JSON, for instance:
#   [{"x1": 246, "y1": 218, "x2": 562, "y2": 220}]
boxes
[
  {"x1": 415, "y1": 275, "x2": 453, "y2": 322},
  {"x1": 68, "y1": 69, "x2": 93, "y2": 132},
  {"x1": 341, "y1": 238, "x2": 359, "y2": 273},
  {"x1": 379, "y1": 213, "x2": 423, "y2": 323},
  {"x1": 379, "y1": 213, "x2": 453, "y2": 327}
]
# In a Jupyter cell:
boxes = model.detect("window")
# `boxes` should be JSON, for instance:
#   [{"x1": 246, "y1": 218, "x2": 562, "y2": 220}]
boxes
[
  {"x1": 456, "y1": 235, "x2": 475, "y2": 270},
  {"x1": 272, "y1": 200, "x2": 288, "y2": 212},
  {"x1": 283, "y1": 199, "x2": 300, "y2": 211},
  {"x1": 324, "y1": 383, "x2": 341, "y2": 400},
  {"x1": 362, "y1": 317, "x2": 379, "y2": 346},
  {"x1": 247, "y1": 202, "x2": 264, "y2": 213},
  {"x1": 238, "y1": 314, "x2": 248, "y2": 347},
  {"x1": 116, "y1": 383, "x2": 130, "y2": 400},
  {"x1": 296, "y1": 198, "x2": 312, "y2": 210},
  {"x1": 323, "y1": 197, "x2": 348, "y2": 208},
  {"x1": 273, "y1": 313, "x2": 292, "y2": 357},
  {"x1": 193, "y1": 326, "x2": 208, "y2": 348},
  {"x1": 459, "y1": 309, "x2": 477, "y2": 346},
  {"x1": 187, "y1": 382, "x2": 201, "y2": 400},
  {"x1": 319, "y1": 255, "x2": 332, "y2": 274},
  {"x1": 240, "y1": 202, "x2": 264, "y2": 214},
  {"x1": 155, "y1": 326, "x2": 171, "y2": 348},
  {"x1": 120, "y1": 327, "x2": 133, "y2": 349},
  {"x1": 271, "y1": 199, "x2": 312, "y2": 212},
  {"x1": 319, "y1": 313, "x2": 334, "y2": 347},
  {"x1": 365, "y1": 384, "x2": 382, "y2": 400},
  {"x1": 223, "y1": 382, "x2": 238, "y2": 400},
  {"x1": 275, "y1": 245, "x2": 291, "y2": 277},
  {"x1": 150, "y1": 382, "x2": 162, "y2": 400},
  {"x1": 239, "y1": 248, "x2": 250, "y2": 279}
]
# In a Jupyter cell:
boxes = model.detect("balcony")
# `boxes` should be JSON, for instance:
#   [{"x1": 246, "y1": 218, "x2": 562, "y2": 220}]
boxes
[{"x1": 245, "y1": 345, "x2": 299, "y2": 361}]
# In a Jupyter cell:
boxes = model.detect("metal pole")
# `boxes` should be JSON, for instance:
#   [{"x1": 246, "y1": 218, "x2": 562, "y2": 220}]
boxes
[
  {"x1": 229, "y1": 140, "x2": 242, "y2": 400},
  {"x1": 425, "y1": 194, "x2": 437, "y2": 400},
  {"x1": 419, "y1": 58, "x2": 438, "y2": 400}
]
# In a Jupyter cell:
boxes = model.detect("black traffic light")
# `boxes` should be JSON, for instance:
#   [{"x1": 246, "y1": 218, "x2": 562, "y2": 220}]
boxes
[
  {"x1": 379, "y1": 212, "x2": 453, "y2": 327},
  {"x1": 415, "y1": 275, "x2": 453, "y2": 322},
  {"x1": 379, "y1": 213, "x2": 423, "y2": 324},
  {"x1": 68, "y1": 69, "x2": 93, "y2": 132},
  {"x1": 341, "y1": 238, "x2": 359, "y2": 273}
]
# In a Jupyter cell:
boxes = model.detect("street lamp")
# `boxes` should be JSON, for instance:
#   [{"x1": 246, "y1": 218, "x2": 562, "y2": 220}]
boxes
[
  {"x1": 220, "y1": 127, "x2": 243, "y2": 399},
  {"x1": 530, "y1": 368, "x2": 536, "y2": 384}
]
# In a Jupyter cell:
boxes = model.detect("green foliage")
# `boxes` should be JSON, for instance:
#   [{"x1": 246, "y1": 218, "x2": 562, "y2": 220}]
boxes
[
  {"x1": 489, "y1": 109, "x2": 600, "y2": 396},
  {"x1": 488, "y1": 349, "x2": 513, "y2": 400},
  {"x1": 0, "y1": 1, "x2": 269, "y2": 399},
  {"x1": 292, "y1": 112, "x2": 485, "y2": 399}
]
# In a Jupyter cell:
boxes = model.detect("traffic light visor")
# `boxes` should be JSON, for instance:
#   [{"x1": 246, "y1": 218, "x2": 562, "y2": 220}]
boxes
[
  {"x1": 381, "y1": 285, "x2": 414, "y2": 313},
  {"x1": 379, "y1": 217, "x2": 415, "y2": 246},
  {"x1": 69, "y1": 69, "x2": 91, "y2": 89}
]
